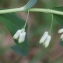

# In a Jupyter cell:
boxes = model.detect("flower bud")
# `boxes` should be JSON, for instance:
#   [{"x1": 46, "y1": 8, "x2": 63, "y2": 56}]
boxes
[
  {"x1": 44, "y1": 35, "x2": 51, "y2": 48},
  {"x1": 39, "y1": 31, "x2": 48, "y2": 44},
  {"x1": 58, "y1": 28, "x2": 63, "y2": 33},
  {"x1": 60, "y1": 34, "x2": 63, "y2": 41},
  {"x1": 13, "y1": 30, "x2": 21, "y2": 39},
  {"x1": 18, "y1": 32, "x2": 26, "y2": 43}
]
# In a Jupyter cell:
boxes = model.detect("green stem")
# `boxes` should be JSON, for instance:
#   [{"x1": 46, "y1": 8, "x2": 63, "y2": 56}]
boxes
[
  {"x1": 0, "y1": 8, "x2": 63, "y2": 15},
  {"x1": 29, "y1": 8, "x2": 63, "y2": 15},
  {"x1": 0, "y1": 8, "x2": 21, "y2": 14},
  {"x1": 23, "y1": 10, "x2": 30, "y2": 28},
  {"x1": 49, "y1": 14, "x2": 53, "y2": 33}
]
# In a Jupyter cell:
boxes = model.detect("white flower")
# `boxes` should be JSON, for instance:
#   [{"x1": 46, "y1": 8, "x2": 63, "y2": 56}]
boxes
[
  {"x1": 58, "y1": 28, "x2": 63, "y2": 33},
  {"x1": 18, "y1": 31, "x2": 26, "y2": 43},
  {"x1": 13, "y1": 30, "x2": 21, "y2": 39},
  {"x1": 60, "y1": 34, "x2": 63, "y2": 41},
  {"x1": 58, "y1": 28, "x2": 63, "y2": 41},
  {"x1": 43, "y1": 35, "x2": 51, "y2": 48},
  {"x1": 39, "y1": 31, "x2": 48, "y2": 44},
  {"x1": 39, "y1": 31, "x2": 51, "y2": 48},
  {"x1": 13, "y1": 28, "x2": 26, "y2": 43}
]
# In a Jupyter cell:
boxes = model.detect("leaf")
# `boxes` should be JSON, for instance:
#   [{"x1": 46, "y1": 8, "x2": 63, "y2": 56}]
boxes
[
  {"x1": 0, "y1": 0, "x2": 38, "y2": 55},
  {"x1": 53, "y1": 6, "x2": 63, "y2": 12},
  {"x1": 53, "y1": 7, "x2": 63, "y2": 27},
  {"x1": 23, "y1": 0, "x2": 37, "y2": 10},
  {"x1": 53, "y1": 7, "x2": 63, "y2": 46},
  {"x1": 12, "y1": 45, "x2": 28, "y2": 56},
  {"x1": 54, "y1": 14, "x2": 63, "y2": 27},
  {"x1": 0, "y1": 13, "x2": 28, "y2": 55}
]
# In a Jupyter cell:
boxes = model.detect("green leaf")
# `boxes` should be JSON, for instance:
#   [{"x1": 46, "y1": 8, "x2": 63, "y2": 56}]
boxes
[
  {"x1": 0, "y1": 13, "x2": 28, "y2": 55},
  {"x1": 23, "y1": 0, "x2": 37, "y2": 10},
  {"x1": 54, "y1": 14, "x2": 63, "y2": 27},
  {"x1": 53, "y1": 6, "x2": 63, "y2": 12},
  {"x1": 53, "y1": 7, "x2": 63, "y2": 46},
  {"x1": 0, "y1": 0, "x2": 38, "y2": 55},
  {"x1": 12, "y1": 45, "x2": 28, "y2": 56},
  {"x1": 53, "y1": 7, "x2": 63, "y2": 27}
]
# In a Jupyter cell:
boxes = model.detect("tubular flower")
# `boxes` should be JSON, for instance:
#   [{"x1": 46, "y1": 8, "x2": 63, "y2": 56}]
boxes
[
  {"x1": 39, "y1": 31, "x2": 48, "y2": 44},
  {"x1": 13, "y1": 28, "x2": 26, "y2": 43},
  {"x1": 60, "y1": 34, "x2": 63, "y2": 41},
  {"x1": 43, "y1": 35, "x2": 51, "y2": 48},
  {"x1": 13, "y1": 30, "x2": 21, "y2": 39},
  {"x1": 18, "y1": 31, "x2": 26, "y2": 43},
  {"x1": 58, "y1": 28, "x2": 63, "y2": 33},
  {"x1": 58, "y1": 28, "x2": 63, "y2": 41},
  {"x1": 39, "y1": 31, "x2": 51, "y2": 48}
]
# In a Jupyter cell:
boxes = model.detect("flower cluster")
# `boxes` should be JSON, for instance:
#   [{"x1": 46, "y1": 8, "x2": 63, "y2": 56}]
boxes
[
  {"x1": 39, "y1": 31, "x2": 51, "y2": 48},
  {"x1": 13, "y1": 28, "x2": 26, "y2": 43},
  {"x1": 58, "y1": 28, "x2": 63, "y2": 41}
]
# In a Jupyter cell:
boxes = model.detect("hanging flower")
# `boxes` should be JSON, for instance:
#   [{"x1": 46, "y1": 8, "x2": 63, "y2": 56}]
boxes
[
  {"x1": 60, "y1": 34, "x2": 63, "y2": 41},
  {"x1": 13, "y1": 28, "x2": 26, "y2": 43},
  {"x1": 18, "y1": 30, "x2": 26, "y2": 43},
  {"x1": 39, "y1": 31, "x2": 51, "y2": 48},
  {"x1": 58, "y1": 28, "x2": 63, "y2": 33},
  {"x1": 58, "y1": 28, "x2": 63, "y2": 41},
  {"x1": 39, "y1": 31, "x2": 48, "y2": 44},
  {"x1": 13, "y1": 30, "x2": 21, "y2": 39},
  {"x1": 43, "y1": 35, "x2": 51, "y2": 48}
]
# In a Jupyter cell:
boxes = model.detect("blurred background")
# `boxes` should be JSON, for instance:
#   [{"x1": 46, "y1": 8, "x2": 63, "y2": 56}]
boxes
[{"x1": 0, "y1": 0, "x2": 63, "y2": 63}]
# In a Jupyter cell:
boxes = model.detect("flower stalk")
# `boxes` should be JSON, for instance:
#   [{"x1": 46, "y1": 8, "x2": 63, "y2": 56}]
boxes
[{"x1": 0, "y1": 8, "x2": 63, "y2": 16}]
